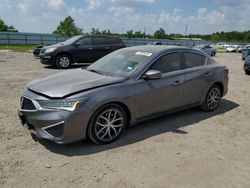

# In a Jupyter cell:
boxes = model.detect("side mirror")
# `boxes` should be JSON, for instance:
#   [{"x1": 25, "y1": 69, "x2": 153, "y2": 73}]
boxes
[
  {"x1": 143, "y1": 70, "x2": 162, "y2": 80},
  {"x1": 75, "y1": 43, "x2": 81, "y2": 48}
]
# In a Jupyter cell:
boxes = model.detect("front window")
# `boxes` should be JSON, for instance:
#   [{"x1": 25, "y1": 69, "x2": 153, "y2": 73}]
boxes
[{"x1": 87, "y1": 49, "x2": 153, "y2": 77}]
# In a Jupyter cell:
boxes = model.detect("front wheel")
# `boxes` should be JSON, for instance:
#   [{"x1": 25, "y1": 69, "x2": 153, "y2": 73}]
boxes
[
  {"x1": 56, "y1": 54, "x2": 72, "y2": 69},
  {"x1": 245, "y1": 70, "x2": 250, "y2": 75},
  {"x1": 201, "y1": 84, "x2": 222, "y2": 112},
  {"x1": 211, "y1": 51, "x2": 216, "y2": 56},
  {"x1": 88, "y1": 104, "x2": 127, "y2": 144}
]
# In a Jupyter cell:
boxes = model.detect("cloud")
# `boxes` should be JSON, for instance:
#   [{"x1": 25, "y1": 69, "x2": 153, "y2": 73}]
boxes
[
  {"x1": 87, "y1": 0, "x2": 102, "y2": 10},
  {"x1": 18, "y1": 0, "x2": 66, "y2": 14},
  {"x1": 0, "y1": 0, "x2": 11, "y2": 9},
  {"x1": 0, "y1": 0, "x2": 250, "y2": 34}
]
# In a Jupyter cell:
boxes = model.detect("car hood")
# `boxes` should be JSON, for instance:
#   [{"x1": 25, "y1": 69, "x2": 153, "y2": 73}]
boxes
[
  {"x1": 42, "y1": 43, "x2": 64, "y2": 50},
  {"x1": 27, "y1": 69, "x2": 125, "y2": 98}
]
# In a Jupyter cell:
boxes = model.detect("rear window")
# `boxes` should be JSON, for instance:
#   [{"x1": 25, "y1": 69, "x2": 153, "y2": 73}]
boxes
[
  {"x1": 184, "y1": 52, "x2": 206, "y2": 69},
  {"x1": 92, "y1": 36, "x2": 123, "y2": 45},
  {"x1": 105, "y1": 37, "x2": 123, "y2": 45},
  {"x1": 92, "y1": 37, "x2": 106, "y2": 45}
]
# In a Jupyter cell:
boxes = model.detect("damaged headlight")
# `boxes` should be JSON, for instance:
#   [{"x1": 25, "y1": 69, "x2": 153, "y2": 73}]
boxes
[{"x1": 38, "y1": 98, "x2": 87, "y2": 111}]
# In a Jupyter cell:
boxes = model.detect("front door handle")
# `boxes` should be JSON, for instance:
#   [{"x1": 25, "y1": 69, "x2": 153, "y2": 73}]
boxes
[
  {"x1": 88, "y1": 47, "x2": 93, "y2": 50},
  {"x1": 105, "y1": 47, "x2": 110, "y2": 50},
  {"x1": 173, "y1": 80, "x2": 184, "y2": 86},
  {"x1": 204, "y1": 72, "x2": 213, "y2": 77}
]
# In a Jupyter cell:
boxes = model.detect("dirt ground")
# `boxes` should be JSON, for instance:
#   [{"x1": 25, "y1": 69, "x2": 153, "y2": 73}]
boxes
[{"x1": 0, "y1": 51, "x2": 250, "y2": 188}]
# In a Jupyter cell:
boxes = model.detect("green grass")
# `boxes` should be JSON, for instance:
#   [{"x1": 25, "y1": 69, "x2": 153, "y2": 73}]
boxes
[{"x1": 0, "y1": 44, "x2": 36, "y2": 52}]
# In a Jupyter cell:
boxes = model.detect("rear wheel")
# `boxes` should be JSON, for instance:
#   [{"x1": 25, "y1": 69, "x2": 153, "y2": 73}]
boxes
[
  {"x1": 88, "y1": 104, "x2": 127, "y2": 144},
  {"x1": 56, "y1": 54, "x2": 72, "y2": 69},
  {"x1": 201, "y1": 84, "x2": 222, "y2": 112},
  {"x1": 245, "y1": 70, "x2": 250, "y2": 75}
]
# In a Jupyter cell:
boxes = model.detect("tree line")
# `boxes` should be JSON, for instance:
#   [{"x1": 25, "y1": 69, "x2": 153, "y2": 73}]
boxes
[
  {"x1": 1, "y1": 16, "x2": 250, "y2": 42},
  {"x1": 0, "y1": 19, "x2": 16, "y2": 32}
]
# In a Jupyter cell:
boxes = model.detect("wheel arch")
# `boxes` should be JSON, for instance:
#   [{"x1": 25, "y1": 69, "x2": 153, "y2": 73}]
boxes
[
  {"x1": 56, "y1": 52, "x2": 74, "y2": 63},
  {"x1": 86, "y1": 101, "x2": 132, "y2": 139},
  {"x1": 201, "y1": 81, "x2": 224, "y2": 104}
]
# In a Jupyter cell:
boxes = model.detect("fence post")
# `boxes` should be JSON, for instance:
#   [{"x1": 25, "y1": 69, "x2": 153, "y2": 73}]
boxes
[
  {"x1": 7, "y1": 33, "x2": 10, "y2": 44},
  {"x1": 41, "y1": 35, "x2": 43, "y2": 45},
  {"x1": 24, "y1": 34, "x2": 27, "y2": 45}
]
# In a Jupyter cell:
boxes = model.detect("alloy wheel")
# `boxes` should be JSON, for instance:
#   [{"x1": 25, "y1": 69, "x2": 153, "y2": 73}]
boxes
[
  {"x1": 94, "y1": 108, "x2": 124, "y2": 142},
  {"x1": 59, "y1": 56, "x2": 70, "y2": 68},
  {"x1": 207, "y1": 87, "x2": 221, "y2": 110}
]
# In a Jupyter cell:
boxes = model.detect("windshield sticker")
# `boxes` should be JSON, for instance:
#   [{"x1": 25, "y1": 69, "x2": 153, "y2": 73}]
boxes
[{"x1": 135, "y1": 51, "x2": 153, "y2": 57}]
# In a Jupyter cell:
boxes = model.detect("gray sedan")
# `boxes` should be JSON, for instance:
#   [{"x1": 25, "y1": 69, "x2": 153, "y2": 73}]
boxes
[
  {"x1": 18, "y1": 46, "x2": 229, "y2": 144},
  {"x1": 193, "y1": 45, "x2": 216, "y2": 56}
]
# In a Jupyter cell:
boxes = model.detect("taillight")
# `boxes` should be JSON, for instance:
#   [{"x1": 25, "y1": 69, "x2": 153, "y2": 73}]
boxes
[{"x1": 224, "y1": 67, "x2": 229, "y2": 77}]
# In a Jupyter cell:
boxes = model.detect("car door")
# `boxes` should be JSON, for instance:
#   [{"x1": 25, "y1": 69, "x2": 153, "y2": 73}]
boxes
[
  {"x1": 182, "y1": 52, "x2": 210, "y2": 106},
  {"x1": 92, "y1": 36, "x2": 111, "y2": 61},
  {"x1": 205, "y1": 45, "x2": 213, "y2": 55},
  {"x1": 74, "y1": 36, "x2": 95, "y2": 63},
  {"x1": 135, "y1": 52, "x2": 184, "y2": 119}
]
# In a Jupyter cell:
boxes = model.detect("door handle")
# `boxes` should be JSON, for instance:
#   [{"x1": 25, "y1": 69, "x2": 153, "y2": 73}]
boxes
[
  {"x1": 204, "y1": 72, "x2": 213, "y2": 77},
  {"x1": 88, "y1": 47, "x2": 93, "y2": 50},
  {"x1": 105, "y1": 47, "x2": 110, "y2": 50},
  {"x1": 173, "y1": 80, "x2": 184, "y2": 86}
]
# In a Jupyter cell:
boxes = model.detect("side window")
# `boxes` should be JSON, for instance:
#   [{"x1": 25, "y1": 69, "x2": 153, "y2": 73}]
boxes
[
  {"x1": 93, "y1": 37, "x2": 106, "y2": 45},
  {"x1": 184, "y1": 52, "x2": 206, "y2": 69},
  {"x1": 105, "y1": 37, "x2": 120, "y2": 45},
  {"x1": 150, "y1": 52, "x2": 182, "y2": 74},
  {"x1": 77, "y1": 37, "x2": 92, "y2": 45}
]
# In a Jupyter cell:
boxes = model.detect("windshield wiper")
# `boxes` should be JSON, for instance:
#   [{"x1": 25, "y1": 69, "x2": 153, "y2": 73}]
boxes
[{"x1": 88, "y1": 69, "x2": 104, "y2": 75}]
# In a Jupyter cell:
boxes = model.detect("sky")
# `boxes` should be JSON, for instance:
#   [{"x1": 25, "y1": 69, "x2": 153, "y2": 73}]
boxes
[{"x1": 0, "y1": 0, "x2": 250, "y2": 35}]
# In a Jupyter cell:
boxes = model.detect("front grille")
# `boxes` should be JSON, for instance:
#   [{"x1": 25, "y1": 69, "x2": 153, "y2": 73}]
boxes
[
  {"x1": 40, "y1": 48, "x2": 46, "y2": 53},
  {"x1": 21, "y1": 97, "x2": 36, "y2": 110},
  {"x1": 44, "y1": 123, "x2": 64, "y2": 138}
]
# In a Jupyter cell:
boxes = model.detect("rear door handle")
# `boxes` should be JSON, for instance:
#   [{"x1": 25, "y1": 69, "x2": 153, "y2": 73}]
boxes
[
  {"x1": 88, "y1": 47, "x2": 93, "y2": 50},
  {"x1": 204, "y1": 72, "x2": 213, "y2": 77},
  {"x1": 173, "y1": 80, "x2": 184, "y2": 86}
]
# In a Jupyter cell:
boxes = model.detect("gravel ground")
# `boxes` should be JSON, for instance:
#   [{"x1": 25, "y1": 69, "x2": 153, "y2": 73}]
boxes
[{"x1": 0, "y1": 51, "x2": 250, "y2": 188}]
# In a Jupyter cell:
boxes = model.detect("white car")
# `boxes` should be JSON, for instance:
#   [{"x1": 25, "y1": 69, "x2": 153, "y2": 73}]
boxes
[
  {"x1": 226, "y1": 45, "x2": 239, "y2": 52},
  {"x1": 217, "y1": 43, "x2": 228, "y2": 49}
]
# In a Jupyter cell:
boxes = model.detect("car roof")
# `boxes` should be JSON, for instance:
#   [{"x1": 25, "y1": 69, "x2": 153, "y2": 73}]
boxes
[
  {"x1": 81, "y1": 34, "x2": 121, "y2": 39},
  {"x1": 125, "y1": 45, "x2": 190, "y2": 54}
]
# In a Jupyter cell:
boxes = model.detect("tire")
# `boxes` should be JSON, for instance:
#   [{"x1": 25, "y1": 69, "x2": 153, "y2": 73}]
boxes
[
  {"x1": 245, "y1": 70, "x2": 250, "y2": 75},
  {"x1": 201, "y1": 84, "x2": 222, "y2": 112},
  {"x1": 55, "y1": 54, "x2": 72, "y2": 69},
  {"x1": 211, "y1": 51, "x2": 216, "y2": 56},
  {"x1": 88, "y1": 104, "x2": 127, "y2": 144}
]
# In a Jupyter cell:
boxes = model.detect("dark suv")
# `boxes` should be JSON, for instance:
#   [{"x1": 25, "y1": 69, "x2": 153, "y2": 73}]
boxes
[{"x1": 39, "y1": 35, "x2": 125, "y2": 69}]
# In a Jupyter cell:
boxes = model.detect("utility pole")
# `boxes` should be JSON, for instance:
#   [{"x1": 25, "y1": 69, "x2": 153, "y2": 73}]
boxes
[
  {"x1": 185, "y1": 25, "x2": 188, "y2": 36},
  {"x1": 144, "y1": 28, "x2": 146, "y2": 44}
]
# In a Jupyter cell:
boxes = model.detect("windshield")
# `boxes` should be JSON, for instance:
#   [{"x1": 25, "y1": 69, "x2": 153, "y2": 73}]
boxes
[
  {"x1": 194, "y1": 45, "x2": 203, "y2": 49},
  {"x1": 87, "y1": 48, "x2": 153, "y2": 77},
  {"x1": 62, "y1": 36, "x2": 82, "y2": 45}
]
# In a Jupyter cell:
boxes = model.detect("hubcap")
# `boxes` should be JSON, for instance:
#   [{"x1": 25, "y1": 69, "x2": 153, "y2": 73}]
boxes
[
  {"x1": 95, "y1": 109, "x2": 124, "y2": 142},
  {"x1": 207, "y1": 87, "x2": 221, "y2": 110},
  {"x1": 59, "y1": 57, "x2": 70, "y2": 68}
]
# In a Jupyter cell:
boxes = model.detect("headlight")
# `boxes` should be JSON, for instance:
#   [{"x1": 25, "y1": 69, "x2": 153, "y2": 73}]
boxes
[
  {"x1": 38, "y1": 99, "x2": 87, "y2": 111},
  {"x1": 45, "y1": 48, "x2": 57, "y2": 53}
]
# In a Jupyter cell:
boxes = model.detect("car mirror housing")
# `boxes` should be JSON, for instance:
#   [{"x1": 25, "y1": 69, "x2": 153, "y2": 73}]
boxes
[
  {"x1": 144, "y1": 70, "x2": 162, "y2": 80},
  {"x1": 75, "y1": 43, "x2": 81, "y2": 47}
]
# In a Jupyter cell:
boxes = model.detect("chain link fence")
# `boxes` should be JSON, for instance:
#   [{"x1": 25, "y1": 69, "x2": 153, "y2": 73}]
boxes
[{"x1": 0, "y1": 31, "x2": 207, "y2": 47}]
